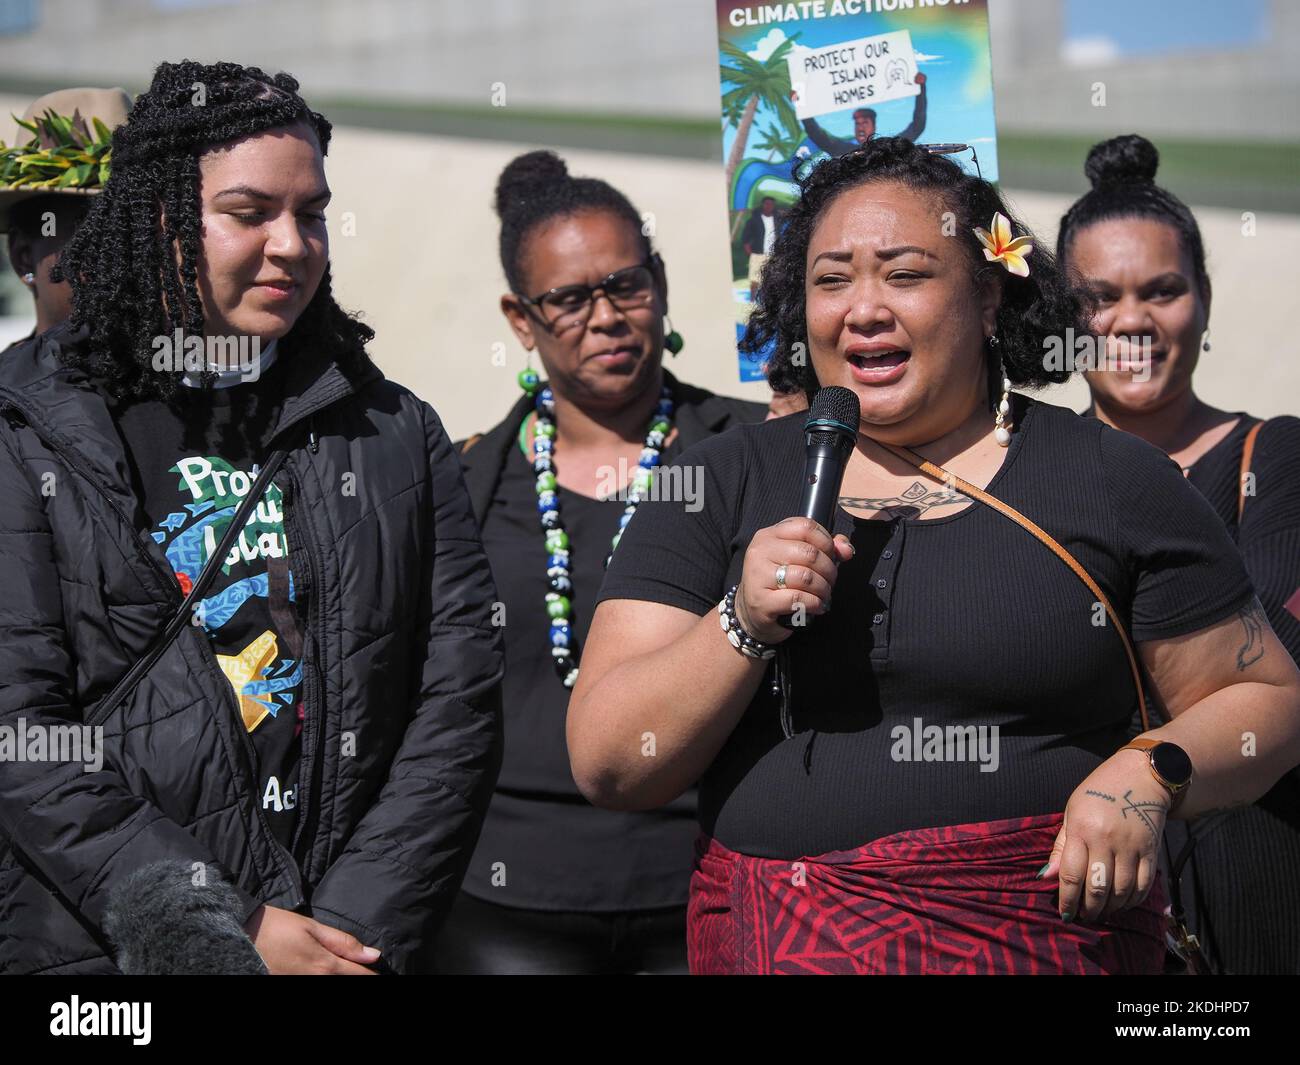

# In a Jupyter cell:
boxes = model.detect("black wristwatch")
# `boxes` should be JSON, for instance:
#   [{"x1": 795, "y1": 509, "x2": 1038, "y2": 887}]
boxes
[{"x1": 1121, "y1": 738, "x2": 1193, "y2": 810}]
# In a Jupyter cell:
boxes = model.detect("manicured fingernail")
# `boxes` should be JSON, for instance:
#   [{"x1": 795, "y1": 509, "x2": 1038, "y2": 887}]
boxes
[
  {"x1": 1036, "y1": 863, "x2": 1050, "y2": 879},
  {"x1": 361, "y1": 945, "x2": 381, "y2": 960},
  {"x1": 1060, "y1": 909, "x2": 1074, "y2": 924}
]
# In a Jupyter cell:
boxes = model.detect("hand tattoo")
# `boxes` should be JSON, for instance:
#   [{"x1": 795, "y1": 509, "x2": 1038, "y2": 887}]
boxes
[
  {"x1": 839, "y1": 480, "x2": 968, "y2": 519},
  {"x1": 1236, "y1": 598, "x2": 1266, "y2": 671},
  {"x1": 1085, "y1": 789, "x2": 1116, "y2": 802},
  {"x1": 1119, "y1": 788, "x2": 1167, "y2": 845}
]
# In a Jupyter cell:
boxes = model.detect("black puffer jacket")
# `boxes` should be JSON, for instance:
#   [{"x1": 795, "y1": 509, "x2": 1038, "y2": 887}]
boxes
[{"x1": 0, "y1": 323, "x2": 504, "y2": 974}]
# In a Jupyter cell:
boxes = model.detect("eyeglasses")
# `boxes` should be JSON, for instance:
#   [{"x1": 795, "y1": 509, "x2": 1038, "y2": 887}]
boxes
[
  {"x1": 920, "y1": 142, "x2": 983, "y2": 180},
  {"x1": 517, "y1": 255, "x2": 660, "y2": 333}
]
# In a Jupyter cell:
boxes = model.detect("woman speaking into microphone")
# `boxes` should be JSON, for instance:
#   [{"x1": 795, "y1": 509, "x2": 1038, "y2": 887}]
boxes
[{"x1": 567, "y1": 138, "x2": 1300, "y2": 975}]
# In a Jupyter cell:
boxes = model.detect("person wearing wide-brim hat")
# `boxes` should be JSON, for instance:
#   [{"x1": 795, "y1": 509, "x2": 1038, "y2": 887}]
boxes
[{"x1": 1, "y1": 87, "x2": 131, "y2": 340}]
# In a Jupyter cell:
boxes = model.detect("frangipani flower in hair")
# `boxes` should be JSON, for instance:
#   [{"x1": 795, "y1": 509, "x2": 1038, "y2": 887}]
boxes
[{"x1": 973, "y1": 211, "x2": 1034, "y2": 277}]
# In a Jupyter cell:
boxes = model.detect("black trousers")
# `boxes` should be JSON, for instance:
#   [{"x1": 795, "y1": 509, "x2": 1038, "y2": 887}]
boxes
[
  {"x1": 1188, "y1": 800, "x2": 1300, "y2": 974},
  {"x1": 432, "y1": 890, "x2": 689, "y2": 975}
]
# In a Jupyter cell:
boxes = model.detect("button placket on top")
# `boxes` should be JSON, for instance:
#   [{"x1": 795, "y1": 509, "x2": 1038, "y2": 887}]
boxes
[{"x1": 868, "y1": 517, "x2": 905, "y2": 661}]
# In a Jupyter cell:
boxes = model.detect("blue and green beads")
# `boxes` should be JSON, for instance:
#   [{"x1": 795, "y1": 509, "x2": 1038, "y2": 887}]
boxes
[{"x1": 526, "y1": 382, "x2": 674, "y2": 688}]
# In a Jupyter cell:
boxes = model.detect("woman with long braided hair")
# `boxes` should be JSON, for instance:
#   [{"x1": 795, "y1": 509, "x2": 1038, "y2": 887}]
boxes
[
  {"x1": 51, "y1": 61, "x2": 371, "y2": 396},
  {"x1": 0, "y1": 61, "x2": 503, "y2": 974}
]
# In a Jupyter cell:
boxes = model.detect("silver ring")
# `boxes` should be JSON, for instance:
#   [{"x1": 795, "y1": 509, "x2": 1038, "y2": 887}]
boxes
[{"x1": 775, "y1": 564, "x2": 788, "y2": 590}]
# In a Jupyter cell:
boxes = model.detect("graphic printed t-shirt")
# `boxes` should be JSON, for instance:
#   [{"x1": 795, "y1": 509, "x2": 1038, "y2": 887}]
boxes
[{"x1": 110, "y1": 348, "x2": 303, "y2": 850}]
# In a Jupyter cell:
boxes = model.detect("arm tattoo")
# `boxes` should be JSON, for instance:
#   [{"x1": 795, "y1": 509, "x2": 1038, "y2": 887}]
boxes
[
  {"x1": 839, "y1": 480, "x2": 968, "y2": 519},
  {"x1": 1236, "y1": 599, "x2": 1266, "y2": 671},
  {"x1": 1085, "y1": 789, "x2": 1116, "y2": 802},
  {"x1": 1119, "y1": 788, "x2": 1167, "y2": 845}
]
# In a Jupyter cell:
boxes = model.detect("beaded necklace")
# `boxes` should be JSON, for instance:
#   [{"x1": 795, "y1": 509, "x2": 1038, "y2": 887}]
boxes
[{"x1": 518, "y1": 370, "x2": 674, "y2": 688}]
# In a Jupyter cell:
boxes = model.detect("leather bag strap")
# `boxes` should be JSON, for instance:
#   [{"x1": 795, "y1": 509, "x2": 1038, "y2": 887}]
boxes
[
  {"x1": 1237, "y1": 421, "x2": 1263, "y2": 526},
  {"x1": 874, "y1": 440, "x2": 1151, "y2": 734}
]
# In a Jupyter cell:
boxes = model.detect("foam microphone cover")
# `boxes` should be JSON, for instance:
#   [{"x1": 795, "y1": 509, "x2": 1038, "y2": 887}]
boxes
[{"x1": 103, "y1": 859, "x2": 268, "y2": 975}]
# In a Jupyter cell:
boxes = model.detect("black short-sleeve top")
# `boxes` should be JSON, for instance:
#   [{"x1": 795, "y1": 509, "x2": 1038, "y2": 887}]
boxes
[
  {"x1": 1186, "y1": 414, "x2": 1300, "y2": 666},
  {"x1": 596, "y1": 392, "x2": 1256, "y2": 859}
]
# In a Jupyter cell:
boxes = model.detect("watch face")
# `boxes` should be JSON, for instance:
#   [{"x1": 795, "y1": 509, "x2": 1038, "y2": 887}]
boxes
[{"x1": 1151, "y1": 742, "x2": 1193, "y2": 788}]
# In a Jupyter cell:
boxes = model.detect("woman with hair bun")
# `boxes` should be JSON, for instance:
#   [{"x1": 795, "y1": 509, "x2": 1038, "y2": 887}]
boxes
[
  {"x1": 569, "y1": 136, "x2": 1300, "y2": 975},
  {"x1": 1060, "y1": 133, "x2": 1300, "y2": 973},
  {"x1": 443, "y1": 150, "x2": 765, "y2": 974}
]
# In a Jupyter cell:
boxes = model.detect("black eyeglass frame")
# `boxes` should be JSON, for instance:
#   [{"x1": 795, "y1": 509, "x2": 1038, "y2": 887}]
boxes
[{"x1": 515, "y1": 253, "x2": 664, "y2": 332}]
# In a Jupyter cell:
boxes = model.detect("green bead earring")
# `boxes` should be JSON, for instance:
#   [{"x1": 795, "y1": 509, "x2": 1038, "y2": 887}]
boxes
[{"x1": 664, "y1": 316, "x2": 684, "y2": 356}]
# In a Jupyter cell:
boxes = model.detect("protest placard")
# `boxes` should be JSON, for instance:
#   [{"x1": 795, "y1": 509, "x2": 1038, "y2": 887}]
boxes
[
  {"x1": 717, "y1": 0, "x2": 998, "y2": 380},
  {"x1": 788, "y1": 31, "x2": 920, "y2": 119}
]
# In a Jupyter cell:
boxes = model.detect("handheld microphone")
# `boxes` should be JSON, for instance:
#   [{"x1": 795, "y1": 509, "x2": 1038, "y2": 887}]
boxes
[
  {"x1": 799, "y1": 386, "x2": 861, "y2": 532},
  {"x1": 774, "y1": 387, "x2": 860, "y2": 631}
]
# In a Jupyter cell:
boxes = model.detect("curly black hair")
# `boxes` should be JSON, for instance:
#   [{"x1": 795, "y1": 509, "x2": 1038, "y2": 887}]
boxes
[
  {"x1": 746, "y1": 137, "x2": 1088, "y2": 403},
  {"x1": 51, "y1": 59, "x2": 373, "y2": 398},
  {"x1": 1056, "y1": 133, "x2": 1209, "y2": 300},
  {"x1": 494, "y1": 149, "x2": 651, "y2": 294}
]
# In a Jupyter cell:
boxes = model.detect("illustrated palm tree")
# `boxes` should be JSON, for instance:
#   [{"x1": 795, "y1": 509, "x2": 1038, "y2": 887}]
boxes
[
  {"x1": 753, "y1": 120, "x2": 800, "y2": 163},
  {"x1": 720, "y1": 36, "x2": 801, "y2": 191}
]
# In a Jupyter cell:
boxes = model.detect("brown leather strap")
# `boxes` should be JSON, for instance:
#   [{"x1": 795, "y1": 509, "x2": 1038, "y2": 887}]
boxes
[
  {"x1": 1237, "y1": 421, "x2": 1263, "y2": 526},
  {"x1": 875, "y1": 440, "x2": 1151, "y2": 734}
]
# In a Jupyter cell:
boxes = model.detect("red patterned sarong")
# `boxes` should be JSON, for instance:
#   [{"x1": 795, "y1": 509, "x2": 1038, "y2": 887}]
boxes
[{"x1": 688, "y1": 813, "x2": 1168, "y2": 974}]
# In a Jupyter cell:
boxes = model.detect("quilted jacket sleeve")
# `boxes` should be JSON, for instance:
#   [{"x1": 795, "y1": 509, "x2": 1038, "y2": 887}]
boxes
[
  {"x1": 307, "y1": 401, "x2": 504, "y2": 973},
  {"x1": 0, "y1": 422, "x2": 258, "y2": 942}
]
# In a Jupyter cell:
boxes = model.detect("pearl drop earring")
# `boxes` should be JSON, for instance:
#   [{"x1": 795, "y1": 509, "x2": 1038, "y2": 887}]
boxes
[
  {"x1": 991, "y1": 335, "x2": 1012, "y2": 447},
  {"x1": 22, "y1": 272, "x2": 34, "y2": 285}
]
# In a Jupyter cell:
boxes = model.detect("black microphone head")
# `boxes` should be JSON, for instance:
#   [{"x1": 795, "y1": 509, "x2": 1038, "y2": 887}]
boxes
[{"x1": 805, "y1": 386, "x2": 860, "y2": 441}]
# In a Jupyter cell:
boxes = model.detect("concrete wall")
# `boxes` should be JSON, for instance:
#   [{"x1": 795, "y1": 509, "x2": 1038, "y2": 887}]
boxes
[
  {"x1": 0, "y1": 0, "x2": 1296, "y2": 139},
  {"x1": 3, "y1": 91, "x2": 1293, "y2": 439},
  {"x1": 0, "y1": 0, "x2": 722, "y2": 119},
  {"x1": 989, "y1": 0, "x2": 1300, "y2": 142}
]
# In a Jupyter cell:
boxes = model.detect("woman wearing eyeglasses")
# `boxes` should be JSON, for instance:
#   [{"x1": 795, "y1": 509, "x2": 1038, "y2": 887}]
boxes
[{"x1": 438, "y1": 150, "x2": 766, "y2": 974}]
